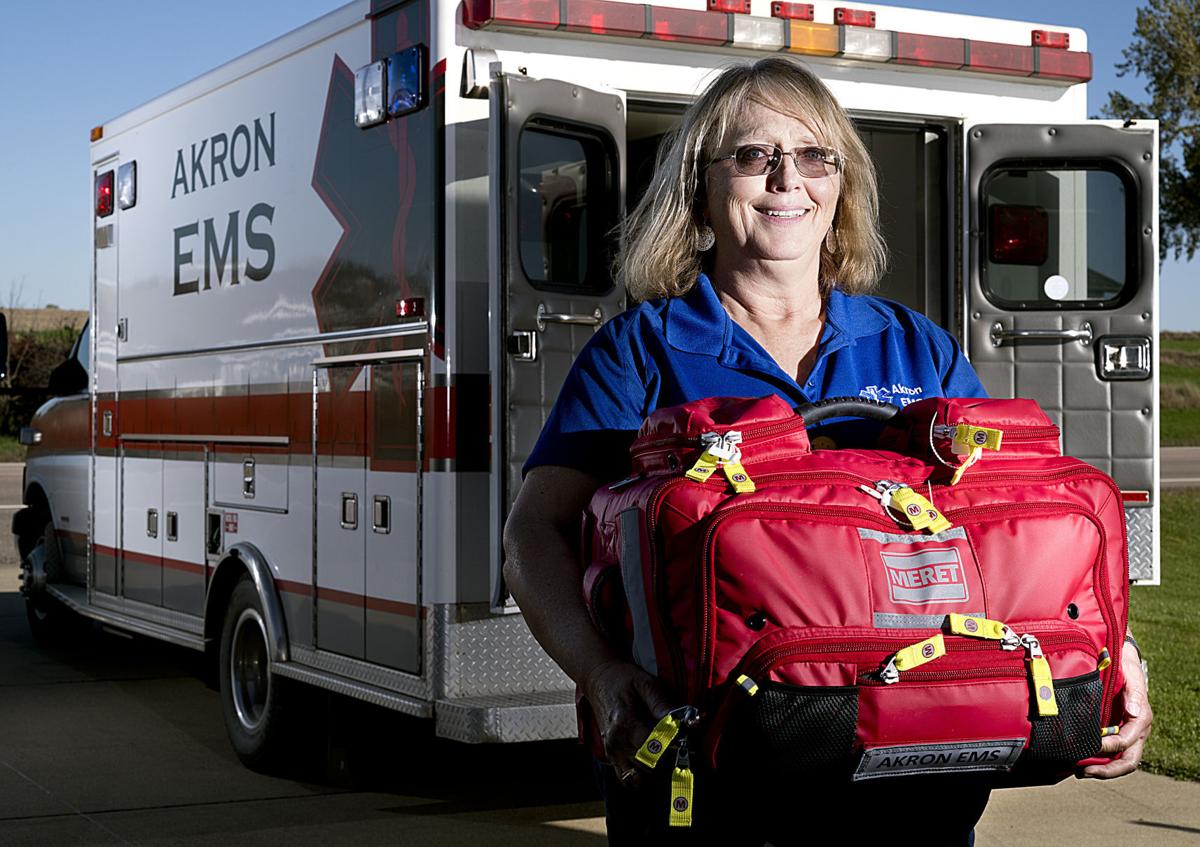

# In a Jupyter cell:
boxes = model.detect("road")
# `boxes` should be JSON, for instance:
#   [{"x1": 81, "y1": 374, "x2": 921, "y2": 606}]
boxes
[
  {"x1": 1161, "y1": 447, "x2": 1200, "y2": 489},
  {"x1": 1, "y1": 463, "x2": 1198, "y2": 845}
]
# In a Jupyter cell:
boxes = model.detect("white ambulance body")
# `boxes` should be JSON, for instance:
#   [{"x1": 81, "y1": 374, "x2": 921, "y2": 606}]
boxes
[{"x1": 16, "y1": 0, "x2": 1158, "y2": 762}]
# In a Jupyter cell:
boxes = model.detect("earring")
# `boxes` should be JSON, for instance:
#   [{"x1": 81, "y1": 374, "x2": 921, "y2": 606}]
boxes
[
  {"x1": 696, "y1": 225, "x2": 715, "y2": 252},
  {"x1": 824, "y1": 226, "x2": 838, "y2": 253}
]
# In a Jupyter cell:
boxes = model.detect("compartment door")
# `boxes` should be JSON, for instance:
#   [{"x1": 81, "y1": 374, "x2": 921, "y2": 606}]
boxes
[
  {"x1": 365, "y1": 357, "x2": 423, "y2": 672},
  {"x1": 967, "y1": 121, "x2": 1159, "y2": 582},
  {"x1": 489, "y1": 73, "x2": 626, "y2": 606},
  {"x1": 314, "y1": 366, "x2": 367, "y2": 659}
]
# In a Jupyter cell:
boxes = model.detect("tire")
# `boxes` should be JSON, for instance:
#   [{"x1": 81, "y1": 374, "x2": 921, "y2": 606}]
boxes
[
  {"x1": 219, "y1": 575, "x2": 294, "y2": 769},
  {"x1": 23, "y1": 520, "x2": 71, "y2": 643}
]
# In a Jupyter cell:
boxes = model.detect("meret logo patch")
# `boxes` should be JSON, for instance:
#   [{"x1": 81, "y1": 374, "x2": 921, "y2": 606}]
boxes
[
  {"x1": 921, "y1": 643, "x2": 936, "y2": 659},
  {"x1": 882, "y1": 547, "x2": 968, "y2": 605},
  {"x1": 647, "y1": 739, "x2": 662, "y2": 754},
  {"x1": 974, "y1": 430, "x2": 988, "y2": 445}
]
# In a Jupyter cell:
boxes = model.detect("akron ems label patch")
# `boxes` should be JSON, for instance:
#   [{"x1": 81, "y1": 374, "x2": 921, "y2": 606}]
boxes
[{"x1": 854, "y1": 739, "x2": 1024, "y2": 781}]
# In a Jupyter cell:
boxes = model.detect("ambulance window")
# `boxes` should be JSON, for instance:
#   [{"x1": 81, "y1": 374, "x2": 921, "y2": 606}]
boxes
[
  {"x1": 517, "y1": 125, "x2": 616, "y2": 294},
  {"x1": 981, "y1": 166, "x2": 1133, "y2": 308}
]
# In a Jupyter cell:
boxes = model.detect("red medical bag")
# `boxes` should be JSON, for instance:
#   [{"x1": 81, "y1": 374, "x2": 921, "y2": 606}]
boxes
[{"x1": 582, "y1": 395, "x2": 1128, "y2": 792}]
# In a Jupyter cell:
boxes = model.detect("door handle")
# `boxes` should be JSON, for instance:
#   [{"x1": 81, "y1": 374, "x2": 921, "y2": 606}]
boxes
[
  {"x1": 146, "y1": 508, "x2": 158, "y2": 539},
  {"x1": 507, "y1": 330, "x2": 538, "y2": 362},
  {"x1": 990, "y1": 322, "x2": 1092, "y2": 348},
  {"x1": 536, "y1": 304, "x2": 603, "y2": 332},
  {"x1": 340, "y1": 493, "x2": 358, "y2": 530},
  {"x1": 373, "y1": 496, "x2": 391, "y2": 534}
]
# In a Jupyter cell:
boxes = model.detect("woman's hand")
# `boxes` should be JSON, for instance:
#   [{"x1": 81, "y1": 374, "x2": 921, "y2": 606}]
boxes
[
  {"x1": 1083, "y1": 642, "x2": 1153, "y2": 779},
  {"x1": 584, "y1": 659, "x2": 676, "y2": 789}
]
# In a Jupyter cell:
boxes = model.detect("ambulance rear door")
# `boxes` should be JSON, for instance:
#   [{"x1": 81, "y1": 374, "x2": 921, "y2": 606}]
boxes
[
  {"x1": 489, "y1": 72, "x2": 627, "y2": 607},
  {"x1": 966, "y1": 121, "x2": 1159, "y2": 583}
]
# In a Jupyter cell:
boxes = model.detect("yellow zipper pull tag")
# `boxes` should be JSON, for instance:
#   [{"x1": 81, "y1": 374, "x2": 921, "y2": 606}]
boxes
[
  {"x1": 722, "y1": 459, "x2": 756, "y2": 494},
  {"x1": 890, "y1": 487, "x2": 953, "y2": 534},
  {"x1": 668, "y1": 736, "x2": 694, "y2": 828},
  {"x1": 950, "y1": 445, "x2": 983, "y2": 485},
  {"x1": 635, "y1": 712, "x2": 682, "y2": 769},
  {"x1": 948, "y1": 614, "x2": 1020, "y2": 649},
  {"x1": 892, "y1": 633, "x2": 946, "y2": 674},
  {"x1": 685, "y1": 449, "x2": 720, "y2": 483},
  {"x1": 1021, "y1": 634, "x2": 1059, "y2": 717},
  {"x1": 953, "y1": 425, "x2": 1004, "y2": 454}
]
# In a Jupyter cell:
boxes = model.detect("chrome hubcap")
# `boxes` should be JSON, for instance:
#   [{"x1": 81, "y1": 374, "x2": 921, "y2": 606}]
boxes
[{"x1": 230, "y1": 608, "x2": 269, "y2": 732}]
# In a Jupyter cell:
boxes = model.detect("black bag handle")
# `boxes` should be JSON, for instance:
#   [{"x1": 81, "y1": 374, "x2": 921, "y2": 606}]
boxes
[{"x1": 795, "y1": 396, "x2": 900, "y2": 426}]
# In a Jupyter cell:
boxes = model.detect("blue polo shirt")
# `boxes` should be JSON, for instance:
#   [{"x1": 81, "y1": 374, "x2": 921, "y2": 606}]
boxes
[{"x1": 525, "y1": 274, "x2": 986, "y2": 478}]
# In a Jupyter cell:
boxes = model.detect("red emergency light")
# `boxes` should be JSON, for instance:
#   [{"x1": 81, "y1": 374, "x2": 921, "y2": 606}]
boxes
[
  {"x1": 708, "y1": 0, "x2": 750, "y2": 14},
  {"x1": 562, "y1": 0, "x2": 646, "y2": 35},
  {"x1": 647, "y1": 6, "x2": 731, "y2": 45},
  {"x1": 989, "y1": 204, "x2": 1049, "y2": 266},
  {"x1": 895, "y1": 33, "x2": 965, "y2": 69},
  {"x1": 95, "y1": 171, "x2": 115, "y2": 219},
  {"x1": 834, "y1": 7, "x2": 875, "y2": 27},
  {"x1": 463, "y1": 0, "x2": 559, "y2": 29},
  {"x1": 1031, "y1": 29, "x2": 1069, "y2": 49},
  {"x1": 1035, "y1": 47, "x2": 1092, "y2": 82},
  {"x1": 770, "y1": 2, "x2": 813, "y2": 20},
  {"x1": 967, "y1": 40, "x2": 1034, "y2": 76}
]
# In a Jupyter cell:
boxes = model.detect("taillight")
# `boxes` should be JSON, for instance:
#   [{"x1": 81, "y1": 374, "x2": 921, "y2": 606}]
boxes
[
  {"x1": 1035, "y1": 47, "x2": 1092, "y2": 82},
  {"x1": 463, "y1": 0, "x2": 559, "y2": 29},
  {"x1": 708, "y1": 0, "x2": 750, "y2": 13},
  {"x1": 770, "y1": 2, "x2": 813, "y2": 20},
  {"x1": 396, "y1": 297, "x2": 426, "y2": 318},
  {"x1": 562, "y1": 0, "x2": 645, "y2": 35},
  {"x1": 834, "y1": 7, "x2": 875, "y2": 27},
  {"x1": 646, "y1": 6, "x2": 730, "y2": 45},
  {"x1": 95, "y1": 171, "x2": 115, "y2": 218},
  {"x1": 988, "y1": 205, "x2": 1049, "y2": 265},
  {"x1": 1031, "y1": 29, "x2": 1069, "y2": 49},
  {"x1": 967, "y1": 40, "x2": 1034, "y2": 77},
  {"x1": 787, "y1": 20, "x2": 839, "y2": 56},
  {"x1": 895, "y1": 33, "x2": 964, "y2": 69}
]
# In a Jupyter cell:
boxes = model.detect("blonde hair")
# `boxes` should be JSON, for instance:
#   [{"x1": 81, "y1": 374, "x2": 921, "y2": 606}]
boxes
[{"x1": 617, "y1": 57, "x2": 887, "y2": 302}]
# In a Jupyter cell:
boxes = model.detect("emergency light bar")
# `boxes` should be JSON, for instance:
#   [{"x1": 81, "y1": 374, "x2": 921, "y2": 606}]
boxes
[{"x1": 462, "y1": 0, "x2": 1092, "y2": 84}]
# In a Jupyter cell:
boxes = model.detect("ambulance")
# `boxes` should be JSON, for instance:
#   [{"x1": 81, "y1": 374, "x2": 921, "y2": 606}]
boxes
[{"x1": 12, "y1": 0, "x2": 1159, "y2": 766}]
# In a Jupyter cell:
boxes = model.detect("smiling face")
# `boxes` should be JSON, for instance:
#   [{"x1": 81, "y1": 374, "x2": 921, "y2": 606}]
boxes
[{"x1": 703, "y1": 101, "x2": 841, "y2": 278}]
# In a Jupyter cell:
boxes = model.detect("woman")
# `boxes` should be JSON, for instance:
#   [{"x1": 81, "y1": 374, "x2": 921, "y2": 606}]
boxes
[{"x1": 504, "y1": 57, "x2": 1151, "y2": 844}]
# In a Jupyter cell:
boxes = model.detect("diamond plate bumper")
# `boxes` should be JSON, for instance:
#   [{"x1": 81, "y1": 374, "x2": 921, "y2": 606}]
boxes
[
  {"x1": 1126, "y1": 506, "x2": 1154, "y2": 582},
  {"x1": 434, "y1": 689, "x2": 576, "y2": 743}
]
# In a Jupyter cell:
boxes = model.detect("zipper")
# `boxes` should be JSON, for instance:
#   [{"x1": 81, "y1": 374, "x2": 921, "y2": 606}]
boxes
[
  {"x1": 633, "y1": 415, "x2": 809, "y2": 455},
  {"x1": 942, "y1": 501, "x2": 1120, "y2": 712},
  {"x1": 740, "y1": 626, "x2": 1094, "y2": 682}
]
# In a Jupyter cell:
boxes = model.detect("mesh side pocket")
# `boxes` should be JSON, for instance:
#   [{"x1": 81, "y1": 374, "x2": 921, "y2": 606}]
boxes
[
  {"x1": 1026, "y1": 672, "x2": 1103, "y2": 764},
  {"x1": 719, "y1": 683, "x2": 858, "y2": 779}
]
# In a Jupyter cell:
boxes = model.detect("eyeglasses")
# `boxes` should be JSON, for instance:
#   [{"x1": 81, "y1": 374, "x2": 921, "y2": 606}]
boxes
[{"x1": 710, "y1": 144, "x2": 844, "y2": 178}]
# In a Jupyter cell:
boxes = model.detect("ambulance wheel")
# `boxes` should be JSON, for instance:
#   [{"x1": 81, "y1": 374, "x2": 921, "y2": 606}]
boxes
[
  {"x1": 219, "y1": 576, "x2": 294, "y2": 769},
  {"x1": 22, "y1": 520, "x2": 70, "y2": 643}
]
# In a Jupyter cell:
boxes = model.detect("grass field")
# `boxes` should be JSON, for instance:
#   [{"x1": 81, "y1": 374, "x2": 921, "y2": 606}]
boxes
[
  {"x1": 0, "y1": 436, "x2": 24, "y2": 463},
  {"x1": 1161, "y1": 332, "x2": 1200, "y2": 446},
  {"x1": 1129, "y1": 488, "x2": 1200, "y2": 781}
]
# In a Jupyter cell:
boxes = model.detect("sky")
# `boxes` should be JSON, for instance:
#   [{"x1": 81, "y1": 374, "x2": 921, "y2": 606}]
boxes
[{"x1": 1, "y1": 0, "x2": 1194, "y2": 328}]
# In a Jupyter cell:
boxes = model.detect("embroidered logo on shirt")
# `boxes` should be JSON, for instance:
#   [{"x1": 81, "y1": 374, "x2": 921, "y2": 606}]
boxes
[{"x1": 859, "y1": 384, "x2": 924, "y2": 407}]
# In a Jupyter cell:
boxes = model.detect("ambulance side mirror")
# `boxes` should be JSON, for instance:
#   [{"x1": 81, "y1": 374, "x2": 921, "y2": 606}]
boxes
[
  {"x1": 0, "y1": 312, "x2": 7, "y2": 380},
  {"x1": 48, "y1": 357, "x2": 87, "y2": 397}
]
